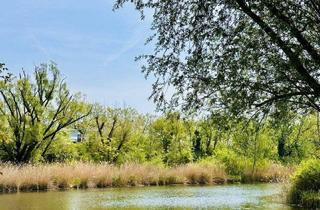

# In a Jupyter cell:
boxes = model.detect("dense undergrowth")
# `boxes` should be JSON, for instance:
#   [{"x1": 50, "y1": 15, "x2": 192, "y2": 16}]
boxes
[{"x1": 288, "y1": 159, "x2": 320, "y2": 209}]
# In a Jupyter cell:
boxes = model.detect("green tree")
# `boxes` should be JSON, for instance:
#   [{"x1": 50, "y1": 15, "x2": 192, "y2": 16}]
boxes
[
  {"x1": 115, "y1": 0, "x2": 320, "y2": 113},
  {"x1": 81, "y1": 105, "x2": 148, "y2": 163},
  {"x1": 197, "y1": 112, "x2": 231, "y2": 157},
  {"x1": 150, "y1": 112, "x2": 193, "y2": 165},
  {"x1": 270, "y1": 103, "x2": 297, "y2": 160},
  {"x1": 0, "y1": 63, "x2": 90, "y2": 162}
]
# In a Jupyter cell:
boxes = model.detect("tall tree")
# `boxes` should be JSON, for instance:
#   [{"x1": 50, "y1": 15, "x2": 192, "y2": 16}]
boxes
[
  {"x1": 115, "y1": 0, "x2": 320, "y2": 113},
  {"x1": 0, "y1": 63, "x2": 90, "y2": 162}
]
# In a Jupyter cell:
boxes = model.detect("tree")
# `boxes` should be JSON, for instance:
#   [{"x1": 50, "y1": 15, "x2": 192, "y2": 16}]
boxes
[
  {"x1": 114, "y1": 0, "x2": 320, "y2": 113},
  {"x1": 150, "y1": 112, "x2": 193, "y2": 165},
  {"x1": 269, "y1": 103, "x2": 297, "y2": 160},
  {"x1": 81, "y1": 105, "x2": 147, "y2": 163},
  {"x1": 230, "y1": 115, "x2": 275, "y2": 176},
  {"x1": 198, "y1": 111, "x2": 231, "y2": 156},
  {"x1": 0, "y1": 63, "x2": 90, "y2": 162}
]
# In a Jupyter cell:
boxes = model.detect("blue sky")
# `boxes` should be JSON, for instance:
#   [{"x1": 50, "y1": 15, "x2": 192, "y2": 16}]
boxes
[{"x1": 0, "y1": 0, "x2": 156, "y2": 113}]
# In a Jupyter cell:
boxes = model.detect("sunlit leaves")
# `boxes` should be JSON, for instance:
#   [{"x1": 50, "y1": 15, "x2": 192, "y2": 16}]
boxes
[
  {"x1": 0, "y1": 63, "x2": 90, "y2": 162},
  {"x1": 115, "y1": 0, "x2": 320, "y2": 114}
]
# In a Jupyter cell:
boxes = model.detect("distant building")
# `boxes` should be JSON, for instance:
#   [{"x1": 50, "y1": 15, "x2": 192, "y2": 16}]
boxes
[{"x1": 70, "y1": 129, "x2": 83, "y2": 142}]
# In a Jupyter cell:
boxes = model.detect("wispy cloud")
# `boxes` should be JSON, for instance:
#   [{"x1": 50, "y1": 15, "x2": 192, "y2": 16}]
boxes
[
  {"x1": 103, "y1": 29, "x2": 143, "y2": 66},
  {"x1": 0, "y1": 0, "x2": 156, "y2": 113},
  {"x1": 27, "y1": 30, "x2": 51, "y2": 60}
]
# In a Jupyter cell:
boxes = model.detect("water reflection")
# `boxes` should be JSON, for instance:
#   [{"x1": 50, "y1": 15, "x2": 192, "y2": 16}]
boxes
[{"x1": 0, "y1": 184, "x2": 300, "y2": 210}]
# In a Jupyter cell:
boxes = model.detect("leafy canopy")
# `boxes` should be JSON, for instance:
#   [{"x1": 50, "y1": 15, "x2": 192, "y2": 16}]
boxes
[
  {"x1": 0, "y1": 63, "x2": 90, "y2": 162},
  {"x1": 114, "y1": 0, "x2": 320, "y2": 114}
]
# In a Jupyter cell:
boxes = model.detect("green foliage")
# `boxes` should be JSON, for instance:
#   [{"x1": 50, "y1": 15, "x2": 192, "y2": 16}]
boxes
[
  {"x1": 75, "y1": 105, "x2": 152, "y2": 164},
  {"x1": 215, "y1": 148, "x2": 249, "y2": 176},
  {"x1": 149, "y1": 112, "x2": 193, "y2": 165},
  {"x1": 288, "y1": 159, "x2": 320, "y2": 208},
  {"x1": 0, "y1": 63, "x2": 90, "y2": 163},
  {"x1": 1, "y1": 84, "x2": 317, "y2": 167},
  {"x1": 43, "y1": 130, "x2": 80, "y2": 162},
  {"x1": 0, "y1": 64, "x2": 319, "y2": 185},
  {"x1": 115, "y1": 0, "x2": 320, "y2": 114}
]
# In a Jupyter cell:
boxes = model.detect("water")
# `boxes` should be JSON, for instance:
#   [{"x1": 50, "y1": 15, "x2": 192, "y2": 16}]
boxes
[{"x1": 0, "y1": 184, "x2": 299, "y2": 210}]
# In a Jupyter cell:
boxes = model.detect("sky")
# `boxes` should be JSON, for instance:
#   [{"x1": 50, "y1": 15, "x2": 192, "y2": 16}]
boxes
[{"x1": 0, "y1": 0, "x2": 156, "y2": 113}]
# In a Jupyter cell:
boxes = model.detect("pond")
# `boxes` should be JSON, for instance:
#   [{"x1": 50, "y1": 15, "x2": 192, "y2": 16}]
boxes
[{"x1": 0, "y1": 183, "x2": 301, "y2": 210}]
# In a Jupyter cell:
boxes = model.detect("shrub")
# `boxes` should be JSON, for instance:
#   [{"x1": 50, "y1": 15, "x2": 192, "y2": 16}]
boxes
[
  {"x1": 215, "y1": 149, "x2": 248, "y2": 176},
  {"x1": 288, "y1": 159, "x2": 320, "y2": 209}
]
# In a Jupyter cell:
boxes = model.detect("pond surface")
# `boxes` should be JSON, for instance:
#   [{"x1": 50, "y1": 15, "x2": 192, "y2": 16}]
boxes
[{"x1": 0, "y1": 183, "x2": 301, "y2": 210}]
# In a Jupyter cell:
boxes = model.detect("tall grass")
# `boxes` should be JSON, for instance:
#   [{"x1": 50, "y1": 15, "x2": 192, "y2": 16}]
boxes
[
  {"x1": 242, "y1": 163, "x2": 294, "y2": 183},
  {"x1": 0, "y1": 161, "x2": 292, "y2": 193},
  {"x1": 0, "y1": 162, "x2": 226, "y2": 192}
]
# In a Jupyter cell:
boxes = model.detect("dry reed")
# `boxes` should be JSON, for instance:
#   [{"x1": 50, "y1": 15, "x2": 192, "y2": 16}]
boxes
[
  {"x1": 242, "y1": 163, "x2": 294, "y2": 183},
  {"x1": 0, "y1": 162, "x2": 292, "y2": 193},
  {"x1": 0, "y1": 162, "x2": 226, "y2": 192}
]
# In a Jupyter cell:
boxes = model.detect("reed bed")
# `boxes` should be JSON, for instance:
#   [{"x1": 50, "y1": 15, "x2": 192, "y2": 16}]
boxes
[
  {"x1": 242, "y1": 163, "x2": 294, "y2": 183},
  {"x1": 0, "y1": 162, "x2": 227, "y2": 192},
  {"x1": 0, "y1": 162, "x2": 292, "y2": 193}
]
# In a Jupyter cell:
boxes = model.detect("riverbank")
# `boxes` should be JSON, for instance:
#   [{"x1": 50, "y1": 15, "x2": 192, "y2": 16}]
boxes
[{"x1": 0, "y1": 162, "x2": 292, "y2": 193}]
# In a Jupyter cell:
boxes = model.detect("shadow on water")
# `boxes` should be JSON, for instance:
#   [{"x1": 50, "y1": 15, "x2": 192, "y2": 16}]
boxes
[{"x1": 0, "y1": 183, "x2": 305, "y2": 210}]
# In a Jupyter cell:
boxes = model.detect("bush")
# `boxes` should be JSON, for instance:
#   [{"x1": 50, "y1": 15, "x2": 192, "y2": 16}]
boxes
[
  {"x1": 288, "y1": 159, "x2": 320, "y2": 209},
  {"x1": 215, "y1": 149, "x2": 248, "y2": 176}
]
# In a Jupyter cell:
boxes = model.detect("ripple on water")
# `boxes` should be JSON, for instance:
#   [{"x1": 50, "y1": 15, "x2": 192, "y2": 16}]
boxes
[{"x1": 0, "y1": 183, "x2": 298, "y2": 210}]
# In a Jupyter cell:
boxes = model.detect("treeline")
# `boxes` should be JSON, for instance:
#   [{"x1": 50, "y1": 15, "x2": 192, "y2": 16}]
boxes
[{"x1": 0, "y1": 64, "x2": 319, "y2": 171}]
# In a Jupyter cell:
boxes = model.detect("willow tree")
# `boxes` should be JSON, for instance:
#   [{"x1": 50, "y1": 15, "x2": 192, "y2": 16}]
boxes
[
  {"x1": 114, "y1": 0, "x2": 320, "y2": 113},
  {"x1": 0, "y1": 63, "x2": 90, "y2": 162}
]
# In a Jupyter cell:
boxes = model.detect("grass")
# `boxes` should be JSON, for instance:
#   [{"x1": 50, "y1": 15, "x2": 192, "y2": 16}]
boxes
[
  {"x1": 0, "y1": 162, "x2": 226, "y2": 192},
  {"x1": 0, "y1": 161, "x2": 292, "y2": 193},
  {"x1": 242, "y1": 163, "x2": 294, "y2": 183}
]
